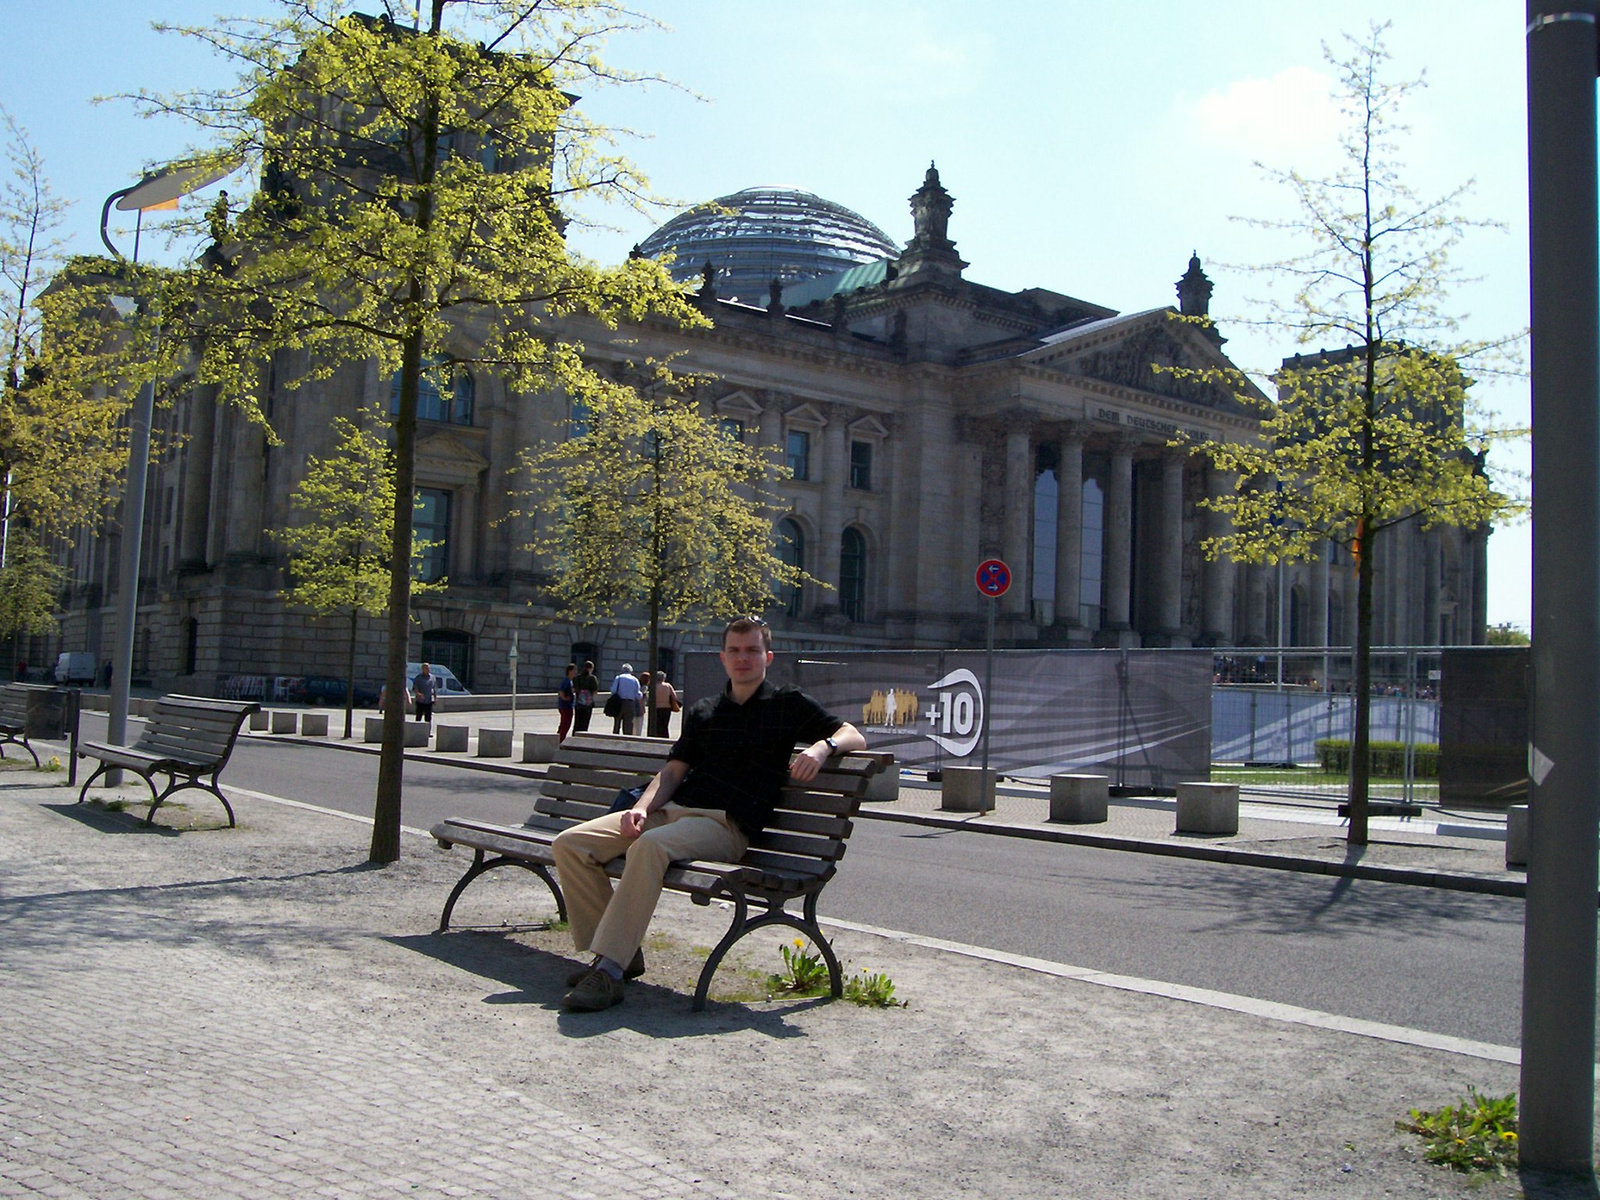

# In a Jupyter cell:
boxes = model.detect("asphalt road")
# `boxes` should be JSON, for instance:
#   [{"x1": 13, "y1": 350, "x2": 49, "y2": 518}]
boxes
[{"x1": 69, "y1": 717, "x2": 1531, "y2": 1049}]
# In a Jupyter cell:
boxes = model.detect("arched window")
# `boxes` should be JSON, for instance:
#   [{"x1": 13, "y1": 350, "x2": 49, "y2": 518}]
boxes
[
  {"x1": 777, "y1": 518, "x2": 804, "y2": 616},
  {"x1": 421, "y1": 629, "x2": 472, "y2": 689},
  {"x1": 390, "y1": 358, "x2": 474, "y2": 425},
  {"x1": 839, "y1": 527, "x2": 866, "y2": 622}
]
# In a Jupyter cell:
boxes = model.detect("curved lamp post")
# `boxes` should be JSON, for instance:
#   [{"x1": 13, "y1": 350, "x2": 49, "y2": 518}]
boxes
[{"x1": 99, "y1": 160, "x2": 234, "y2": 775}]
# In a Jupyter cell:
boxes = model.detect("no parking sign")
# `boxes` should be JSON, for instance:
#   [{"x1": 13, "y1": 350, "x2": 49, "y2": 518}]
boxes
[{"x1": 974, "y1": 558, "x2": 1011, "y2": 598}]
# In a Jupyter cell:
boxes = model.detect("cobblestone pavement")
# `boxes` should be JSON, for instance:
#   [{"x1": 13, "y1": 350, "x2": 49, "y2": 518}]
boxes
[{"x1": 0, "y1": 767, "x2": 1571, "y2": 1199}]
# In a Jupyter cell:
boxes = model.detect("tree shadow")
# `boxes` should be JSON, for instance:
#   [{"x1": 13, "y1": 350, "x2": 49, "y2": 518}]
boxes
[{"x1": 391, "y1": 930, "x2": 816, "y2": 1041}]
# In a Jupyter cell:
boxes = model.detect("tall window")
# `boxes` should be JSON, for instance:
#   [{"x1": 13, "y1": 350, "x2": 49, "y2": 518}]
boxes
[
  {"x1": 414, "y1": 488, "x2": 451, "y2": 583},
  {"x1": 390, "y1": 359, "x2": 474, "y2": 425},
  {"x1": 1032, "y1": 468, "x2": 1058, "y2": 608},
  {"x1": 849, "y1": 440, "x2": 872, "y2": 490},
  {"x1": 786, "y1": 429, "x2": 811, "y2": 481},
  {"x1": 1080, "y1": 477, "x2": 1104, "y2": 628},
  {"x1": 777, "y1": 518, "x2": 805, "y2": 616},
  {"x1": 569, "y1": 397, "x2": 591, "y2": 438},
  {"x1": 719, "y1": 417, "x2": 746, "y2": 442},
  {"x1": 840, "y1": 527, "x2": 866, "y2": 621}
]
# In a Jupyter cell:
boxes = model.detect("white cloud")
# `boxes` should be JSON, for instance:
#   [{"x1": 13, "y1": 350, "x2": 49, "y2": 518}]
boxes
[{"x1": 1178, "y1": 66, "x2": 1342, "y2": 165}]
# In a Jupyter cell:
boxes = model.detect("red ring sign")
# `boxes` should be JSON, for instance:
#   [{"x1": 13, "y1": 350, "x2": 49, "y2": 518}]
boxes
[{"x1": 975, "y1": 558, "x2": 1011, "y2": 597}]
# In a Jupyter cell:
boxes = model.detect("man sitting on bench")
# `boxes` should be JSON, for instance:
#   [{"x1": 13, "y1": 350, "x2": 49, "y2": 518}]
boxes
[{"x1": 552, "y1": 615, "x2": 866, "y2": 1013}]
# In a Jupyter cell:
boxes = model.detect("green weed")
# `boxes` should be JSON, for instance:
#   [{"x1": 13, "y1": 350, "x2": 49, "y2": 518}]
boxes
[{"x1": 1396, "y1": 1088, "x2": 1518, "y2": 1174}]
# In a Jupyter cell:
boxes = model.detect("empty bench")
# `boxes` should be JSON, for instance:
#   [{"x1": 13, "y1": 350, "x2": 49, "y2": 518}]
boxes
[
  {"x1": 0, "y1": 682, "x2": 43, "y2": 768},
  {"x1": 432, "y1": 731, "x2": 890, "y2": 1010},
  {"x1": 76, "y1": 695, "x2": 260, "y2": 826}
]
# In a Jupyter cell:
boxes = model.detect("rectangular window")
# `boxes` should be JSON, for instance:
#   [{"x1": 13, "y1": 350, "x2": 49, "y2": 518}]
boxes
[
  {"x1": 786, "y1": 430, "x2": 811, "y2": 481},
  {"x1": 569, "y1": 398, "x2": 591, "y2": 438},
  {"x1": 413, "y1": 488, "x2": 451, "y2": 583},
  {"x1": 849, "y1": 440, "x2": 872, "y2": 490},
  {"x1": 719, "y1": 418, "x2": 746, "y2": 442}
]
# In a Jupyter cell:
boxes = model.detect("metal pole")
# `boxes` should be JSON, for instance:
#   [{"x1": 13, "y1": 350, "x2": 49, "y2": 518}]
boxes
[
  {"x1": 105, "y1": 366, "x2": 155, "y2": 780},
  {"x1": 981, "y1": 595, "x2": 995, "y2": 811},
  {"x1": 1522, "y1": 1, "x2": 1600, "y2": 1173}
]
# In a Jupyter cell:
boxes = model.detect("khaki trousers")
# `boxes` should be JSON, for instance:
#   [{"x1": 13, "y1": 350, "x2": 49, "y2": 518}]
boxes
[{"x1": 551, "y1": 804, "x2": 748, "y2": 966}]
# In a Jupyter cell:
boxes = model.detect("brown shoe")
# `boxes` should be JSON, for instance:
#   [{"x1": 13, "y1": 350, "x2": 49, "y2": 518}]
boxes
[
  {"x1": 562, "y1": 967, "x2": 625, "y2": 1012},
  {"x1": 565, "y1": 948, "x2": 644, "y2": 989}
]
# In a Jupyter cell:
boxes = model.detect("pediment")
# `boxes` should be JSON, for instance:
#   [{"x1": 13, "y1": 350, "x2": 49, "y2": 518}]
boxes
[
  {"x1": 785, "y1": 402, "x2": 828, "y2": 428},
  {"x1": 1024, "y1": 309, "x2": 1262, "y2": 412},
  {"x1": 714, "y1": 389, "x2": 763, "y2": 420},
  {"x1": 415, "y1": 428, "x2": 490, "y2": 480},
  {"x1": 849, "y1": 415, "x2": 890, "y2": 440}
]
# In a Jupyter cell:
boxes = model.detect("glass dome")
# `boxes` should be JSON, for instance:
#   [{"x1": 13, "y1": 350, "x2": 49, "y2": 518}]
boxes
[{"x1": 637, "y1": 186, "x2": 899, "y2": 305}]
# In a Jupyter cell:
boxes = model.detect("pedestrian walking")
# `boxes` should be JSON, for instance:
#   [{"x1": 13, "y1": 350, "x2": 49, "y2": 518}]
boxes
[
  {"x1": 573, "y1": 660, "x2": 599, "y2": 733},
  {"x1": 608, "y1": 664, "x2": 641, "y2": 736},
  {"x1": 653, "y1": 671, "x2": 681, "y2": 738},
  {"x1": 412, "y1": 663, "x2": 438, "y2": 724},
  {"x1": 556, "y1": 663, "x2": 576, "y2": 743}
]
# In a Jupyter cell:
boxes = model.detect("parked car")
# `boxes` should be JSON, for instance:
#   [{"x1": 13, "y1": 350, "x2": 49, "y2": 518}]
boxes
[
  {"x1": 54, "y1": 652, "x2": 96, "y2": 685},
  {"x1": 288, "y1": 675, "x2": 379, "y2": 708},
  {"x1": 405, "y1": 662, "x2": 470, "y2": 696}
]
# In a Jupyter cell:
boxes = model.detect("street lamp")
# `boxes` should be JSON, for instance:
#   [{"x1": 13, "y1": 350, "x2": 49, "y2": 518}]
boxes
[{"x1": 98, "y1": 160, "x2": 234, "y2": 775}]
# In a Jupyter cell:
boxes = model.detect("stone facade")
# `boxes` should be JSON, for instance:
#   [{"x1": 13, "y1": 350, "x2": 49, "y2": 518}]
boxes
[{"x1": 46, "y1": 168, "x2": 1489, "y2": 695}]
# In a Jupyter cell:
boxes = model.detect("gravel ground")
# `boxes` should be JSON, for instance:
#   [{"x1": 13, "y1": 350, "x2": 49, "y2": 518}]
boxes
[{"x1": 0, "y1": 769, "x2": 1589, "y2": 1199}]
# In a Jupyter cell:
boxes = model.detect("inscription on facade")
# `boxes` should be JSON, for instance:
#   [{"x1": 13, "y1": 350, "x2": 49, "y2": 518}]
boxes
[{"x1": 1094, "y1": 406, "x2": 1203, "y2": 441}]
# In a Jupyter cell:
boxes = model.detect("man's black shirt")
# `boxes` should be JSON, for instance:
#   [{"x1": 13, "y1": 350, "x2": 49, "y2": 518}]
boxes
[{"x1": 668, "y1": 681, "x2": 844, "y2": 836}]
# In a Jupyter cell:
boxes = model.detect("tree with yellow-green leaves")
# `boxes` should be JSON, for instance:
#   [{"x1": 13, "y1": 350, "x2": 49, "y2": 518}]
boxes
[
  {"x1": 0, "y1": 108, "x2": 129, "y2": 652},
  {"x1": 516, "y1": 376, "x2": 814, "y2": 695},
  {"x1": 1181, "y1": 23, "x2": 1524, "y2": 845},
  {"x1": 119, "y1": 0, "x2": 703, "y2": 862},
  {"x1": 280, "y1": 406, "x2": 442, "y2": 739}
]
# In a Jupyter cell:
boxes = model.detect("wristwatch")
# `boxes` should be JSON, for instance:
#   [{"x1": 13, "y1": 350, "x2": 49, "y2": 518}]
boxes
[{"x1": 824, "y1": 736, "x2": 839, "y2": 753}]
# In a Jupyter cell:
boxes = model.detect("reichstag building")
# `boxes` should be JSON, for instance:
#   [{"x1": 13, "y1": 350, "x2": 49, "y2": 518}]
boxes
[{"x1": 52, "y1": 166, "x2": 1489, "y2": 694}]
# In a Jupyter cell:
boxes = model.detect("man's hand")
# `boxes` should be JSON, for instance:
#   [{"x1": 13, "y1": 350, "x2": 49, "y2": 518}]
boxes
[
  {"x1": 788, "y1": 745, "x2": 829, "y2": 783},
  {"x1": 619, "y1": 806, "x2": 649, "y2": 838}
]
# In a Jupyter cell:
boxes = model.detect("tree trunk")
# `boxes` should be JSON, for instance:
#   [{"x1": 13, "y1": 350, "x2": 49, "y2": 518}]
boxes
[
  {"x1": 370, "y1": 0, "x2": 446, "y2": 864},
  {"x1": 1347, "y1": 519, "x2": 1374, "y2": 845}
]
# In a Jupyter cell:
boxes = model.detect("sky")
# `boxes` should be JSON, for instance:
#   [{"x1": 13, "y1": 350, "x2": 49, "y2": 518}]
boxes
[{"x1": 0, "y1": 1, "x2": 1536, "y2": 631}]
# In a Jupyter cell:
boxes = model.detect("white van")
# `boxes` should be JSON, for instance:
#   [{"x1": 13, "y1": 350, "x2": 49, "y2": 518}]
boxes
[
  {"x1": 55, "y1": 652, "x2": 96, "y2": 685},
  {"x1": 406, "y1": 662, "x2": 470, "y2": 696}
]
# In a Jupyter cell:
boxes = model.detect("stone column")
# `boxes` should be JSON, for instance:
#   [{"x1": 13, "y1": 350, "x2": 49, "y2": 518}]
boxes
[
  {"x1": 1104, "y1": 439, "x2": 1135, "y2": 632},
  {"x1": 1156, "y1": 449, "x2": 1185, "y2": 635},
  {"x1": 817, "y1": 406, "x2": 847, "y2": 601},
  {"x1": 1201, "y1": 468, "x2": 1236, "y2": 643},
  {"x1": 1053, "y1": 429, "x2": 1084, "y2": 631},
  {"x1": 1245, "y1": 564, "x2": 1270, "y2": 644},
  {"x1": 1423, "y1": 529, "x2": 1442, "y2": 646},
  {"x1": 178, "y1": 385, "x2": 217, "y2": 568},
  {"x1": 1470, "y1": 528, "x2": 1489, "y2": 643},
  {"x1": 1002, "y1": 424, "x2": 1032, "y2": 617},
  {"x1": 1309, "y1": 539, "x2": 1331, "y2": 647},
  {"x1": 455, "y1": 480, "x2": 480, "y2": 585},
  {"x1": 758, "y1": 396, "x2": 784, "y2": 462}
]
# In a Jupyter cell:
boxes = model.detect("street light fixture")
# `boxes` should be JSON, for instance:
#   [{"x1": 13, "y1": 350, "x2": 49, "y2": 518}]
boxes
[{"x1": 98, "y1": 159, "x2": 235, "y2": 776}]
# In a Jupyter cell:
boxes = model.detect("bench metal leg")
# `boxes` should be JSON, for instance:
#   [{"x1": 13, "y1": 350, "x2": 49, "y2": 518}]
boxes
[
  {"x1": 145, "y1": 774, "x2": 236, "y2": 828},
  {"x1": 76, "y1": 760, "x2": 161, "y2": 810},
  {"x1": 692, "y1": 889, "x2": 840, "y2": 1012},
  {"x1": 436, "y1": 849, "x2": 567, "y2": 932}
]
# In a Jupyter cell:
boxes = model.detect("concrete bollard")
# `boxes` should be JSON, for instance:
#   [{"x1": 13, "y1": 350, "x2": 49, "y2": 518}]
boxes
[
  {"x1": 1175, "y1": 782, "x2": 1240, "y2": 836},
  {"x1": 1050, "y1": 773, "x2": 1109, "y2": 823},
  {"x1": 523, "y1": 732, "x2": 559, "y2": 763},
  {"x1": 863, "y1": 767, "x2": 901, "y2": 802},
  {"x1": 941, "y1": 765, "x2": 996, "y2": 812},
  {"x1": 403, "y1": 721, "x2": 430, "y2": 748},
  {"x1": 477, "y1": 728, "x2": 512, "y2": 757},
  {"x1": 249, "y1": 711, "x2": 270, "y2": 732},
  {"x1": 299, "y1": 712, "x2": 329, "y2": 737},
  {"x1": 434, "y1": 724, "x2": 468, "y2": 753},
  {"x1": 363, "y1": 716, "x2": 384, "y2": 743},
  {"x1": 270, "y1": 710, "x2": 298, "y2": 734},
  {"x1": 1506, "y1": 804, "x2": 1529, "y2": 869}
]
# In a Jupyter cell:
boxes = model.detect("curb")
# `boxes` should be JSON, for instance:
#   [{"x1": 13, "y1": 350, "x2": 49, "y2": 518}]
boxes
[{"x1": 244, "y1": 731, "x2": 1524, "y2": 896}]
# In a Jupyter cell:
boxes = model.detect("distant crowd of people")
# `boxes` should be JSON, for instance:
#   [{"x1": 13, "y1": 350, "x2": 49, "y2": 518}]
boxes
[{"x1": 556, "y1": 659, "x2": 680, "y2": 743}]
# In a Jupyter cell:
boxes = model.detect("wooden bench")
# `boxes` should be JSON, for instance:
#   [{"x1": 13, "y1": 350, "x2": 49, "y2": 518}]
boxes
[
  {"x1": 431, "y1": 731, "x2": 890, "y2": 1010},
  {"x1": 76, "y1": 695, "x2": 260, "y2": 827},
  {"x1": 0, "y1": 683, "x2": 43, "y2": 768}
]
